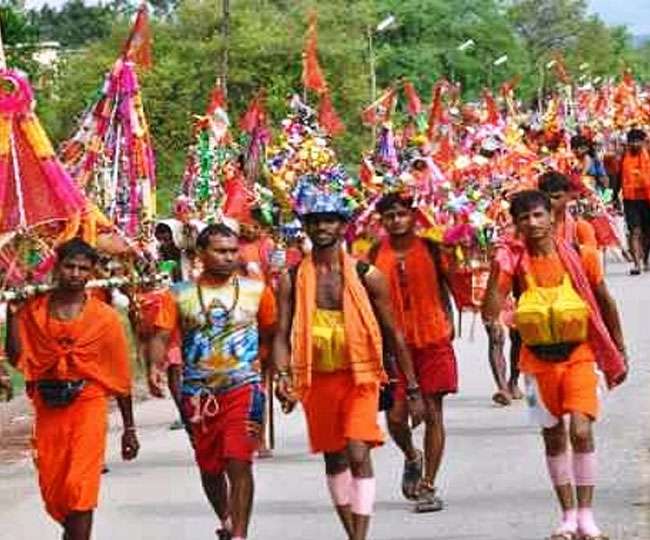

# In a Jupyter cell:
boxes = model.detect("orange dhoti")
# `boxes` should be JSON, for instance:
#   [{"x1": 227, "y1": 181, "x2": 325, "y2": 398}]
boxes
[
  {"x1": 16, "y1": 295, "x2": 132, "y2": 524},
  {"x1": 31, "y1": 384, "x2": 108, "y2": 523},
  {"x1": 302, "y1": 371, "x2": 384, "y2": 453}
]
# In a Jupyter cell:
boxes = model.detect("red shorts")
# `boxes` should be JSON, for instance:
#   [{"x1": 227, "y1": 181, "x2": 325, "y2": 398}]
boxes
[
  {"x1": 394, "y1": 342, "x2": 458, "y2": 401},
  {"x1": 182, "y1": 383, "x2": 265, "y2": 475}
]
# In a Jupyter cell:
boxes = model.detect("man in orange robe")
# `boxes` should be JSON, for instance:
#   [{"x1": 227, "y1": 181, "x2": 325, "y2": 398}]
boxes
[
  {"x1": 369, "y1": 193, "x2": 457, "y2": 511},
  {"x1": 6, "y1": 239, "x2": 139, "y2": 540},
  {"x1": 620, "y1": 128, "x2": 650, "y2": 274}
]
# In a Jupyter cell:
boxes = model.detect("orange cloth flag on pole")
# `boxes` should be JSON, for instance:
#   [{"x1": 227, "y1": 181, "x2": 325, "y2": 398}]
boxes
[
  {"x1": 318, "y1": 90, "x2": 345, "y2": 137},
  {"x1": 123, "y1": 4, "x2": 153, "y2": 70},
  {"x1": 302, "y1": 12, "x2": 327, "y2": 94}
]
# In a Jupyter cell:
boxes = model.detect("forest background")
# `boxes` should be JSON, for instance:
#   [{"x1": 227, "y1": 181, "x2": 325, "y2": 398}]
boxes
[{"x1": 2, "y1": 0, "x2": 650, "y2": 212}]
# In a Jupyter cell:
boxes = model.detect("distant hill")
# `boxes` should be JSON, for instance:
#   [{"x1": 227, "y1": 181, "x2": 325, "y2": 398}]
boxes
[{"x1": 633, "y1": 34, "x2": 650, "y2": 47}]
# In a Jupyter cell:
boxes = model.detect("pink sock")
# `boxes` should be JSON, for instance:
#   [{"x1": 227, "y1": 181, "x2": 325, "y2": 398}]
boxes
[
  {"x1": 573, "y1": 452, "x2": 597, "y2": 486},
  {"x1": 577, "y1": 507, "x2": 602, "y2": 537},
  {"x1": 326, "y1": 469, "x2": 353, "y2": 507},
  {"x1": 350, "y1": 477, "x2": 376, "y2": 516},
  {"x1": 546, "y1": 452, "x2": 574, "y2": 486},
  {"x1": 555, "y1": 508, "x2": 578, "y2": 534}
]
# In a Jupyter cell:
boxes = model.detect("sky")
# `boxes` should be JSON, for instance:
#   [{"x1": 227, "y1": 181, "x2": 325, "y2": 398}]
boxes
[
  {"x1": 589, "y1": 0, "x2": 650, "y2": 35},
  {"x1": 22, "y1": 0, "x2": 650, "y2": 36}
]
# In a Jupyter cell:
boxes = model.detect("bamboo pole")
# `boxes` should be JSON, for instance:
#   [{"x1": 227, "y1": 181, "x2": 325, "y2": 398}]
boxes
[
  {"x1": 221, "y1": 0, "x2": 230, "y2": 97},
  {"x1": 0, "y1": 15, "x2": 6, "y2": 70}
]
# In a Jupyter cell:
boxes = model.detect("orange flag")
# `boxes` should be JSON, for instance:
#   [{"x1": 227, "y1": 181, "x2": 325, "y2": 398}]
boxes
[
  {"x1": 302, "y1": 12, "x2": 327, "y2": 94},
  {"x1": 206, "y1": 84, "x2": 226, "y2": 115},
  {"x1": 318, "y1": 91, "x2": 345, "y2": 137},
  {"x1": 403, "y1": 80, "x2": 422, "y2": 117},
  {"x1": 123, "y1": 5, "x2": 153, "y2": 70},
  {"x1": 239, "y1": 90, "x2": 267, "y2": 134}
]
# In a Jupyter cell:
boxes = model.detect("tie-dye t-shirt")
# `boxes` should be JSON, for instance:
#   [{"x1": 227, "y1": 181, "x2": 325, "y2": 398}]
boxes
[{"x1": 158, "y1": 276, "x2": 276, "y2": 396}]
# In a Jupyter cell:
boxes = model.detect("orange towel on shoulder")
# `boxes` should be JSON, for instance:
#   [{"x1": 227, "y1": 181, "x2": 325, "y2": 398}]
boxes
[
  {"x1": 373, "y1": 238, "x2": 451, "y2": 347},
  {"x1": 17, "y1": 294, "x2": 131, "y2": 395},
  {"x1": 291, "y1": 251, "x2": 385, "y2": 398}
]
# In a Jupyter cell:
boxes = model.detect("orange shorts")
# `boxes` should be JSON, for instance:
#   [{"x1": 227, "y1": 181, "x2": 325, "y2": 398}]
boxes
[
  {"x1": 531, "y1": 360, "x2": 600, "y2": 421},
  {"x1": 302, "y1": 371, "x2": 384, "y2": 454}
]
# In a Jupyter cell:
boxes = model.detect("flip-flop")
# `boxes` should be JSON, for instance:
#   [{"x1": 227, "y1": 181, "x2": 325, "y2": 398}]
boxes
[
  {"x1": 216, "y1": 529, "x2": 232, "y2": 540},
  {"x1": 401, "y1": 449, "x2": 423, "y2": 501},
  {"x1": 414, "y1": 484, "x2": 444, "y2": 513},
  {"x1": 548, "y1": 533, "x2": 577, "y2": 540}
]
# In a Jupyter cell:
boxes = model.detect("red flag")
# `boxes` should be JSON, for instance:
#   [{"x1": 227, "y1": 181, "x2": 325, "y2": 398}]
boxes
[
  {"x1": 359, "y1": 158, "x2": 374, "y2": 186},
  {"x1": 206, "y1": 84, "x2": 226, "y2": 115},
  {"x1": 318, "y1": 91, "x2": 345, "y2": 136},
  {"x1": 239, "y1": 91, "x2": 267, "y2": 134},
  {"x1": 361, "y1": 87, "x2": 396, "y2": 125},
  {"x1": 427, "y1": 82, "x2": 446, "y2": 140},
  {"x1": 302, "y1": 12, "x2": 328, "y2": 94},
  {"x1": 123, "y1": 5, "x2": 153, "y2": 70},
  {"x1": 622, "y1": 68, "x2": 635, "y2": 87},
  {"x1": 403, "y1": 80, "x2": 422, "y2": 116},
  {"x1": 482, "y1": 89, "x2": 500, "y2": 125}
]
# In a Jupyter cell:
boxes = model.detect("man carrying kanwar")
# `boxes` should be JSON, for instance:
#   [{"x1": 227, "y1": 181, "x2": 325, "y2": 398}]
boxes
[
  {"x1": 6, "y1": 238, "x2": 140, "y2": 540},
  {"x1": 149, "y1": 223, "x2": 277, "y2": 540},
  {"x1": 369, "y1": 192, "x2": 457, "y2": 512},
  {"x1": 482, "y1": 190, "x2": 627, "y2": 540},
  {"x1": 272, "y1": 192, "x2": 424, "y2": 540}
]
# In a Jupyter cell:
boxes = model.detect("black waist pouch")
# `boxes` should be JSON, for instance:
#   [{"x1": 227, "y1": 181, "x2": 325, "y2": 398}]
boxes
[
  {"x1": 36, "y1": 380, "x2": 86, "y2": 407},
  {"x1": 528, "y1": 343, "x2": 579, "y2": 362}
]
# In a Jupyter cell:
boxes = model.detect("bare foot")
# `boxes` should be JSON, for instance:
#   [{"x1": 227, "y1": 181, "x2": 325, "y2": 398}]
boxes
[{"x1": 508, "y1": 383, "x2": 524, "y2": 400}]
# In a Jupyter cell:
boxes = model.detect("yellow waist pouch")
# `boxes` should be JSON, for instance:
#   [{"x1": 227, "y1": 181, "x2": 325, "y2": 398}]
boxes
[{"x1": 515, "y1": 274, "x2": 589, "y2": 347}]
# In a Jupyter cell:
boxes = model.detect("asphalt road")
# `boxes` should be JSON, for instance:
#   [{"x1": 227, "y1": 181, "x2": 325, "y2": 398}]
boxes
[{"x1": 1, "y1": 261, "x2": 649, "y2": 540}]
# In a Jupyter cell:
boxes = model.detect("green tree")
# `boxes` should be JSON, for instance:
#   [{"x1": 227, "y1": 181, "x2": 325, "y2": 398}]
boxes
[
  {"x1": 29, "y1": 0, "x2": 114, "y2": 48},
  {"x1": 0, "y1": 2, "x2": 40, "y2": 72}
]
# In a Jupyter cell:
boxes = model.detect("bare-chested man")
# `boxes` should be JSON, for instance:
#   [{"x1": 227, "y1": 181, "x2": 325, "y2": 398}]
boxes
[{"x1": 273, "y1": 196, "x2": 424, "y2": 540}]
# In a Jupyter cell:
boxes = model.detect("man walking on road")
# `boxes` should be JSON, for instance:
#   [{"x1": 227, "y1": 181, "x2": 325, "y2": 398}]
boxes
[
  {"x1": 483, "y1": 190, "x2": 627, "y2": 540},
  {"x1": 620, "y1": 128, "x2": 650, "y2": 274},
  {"x1": 273, "y1": 193, "x2": 424, "y2": 540},
  {"x1": 6, "y1": 239, "x2": 139, "y2": 540},
  {"x1": 150, "y1": 223, "x2": 276, "y2": 540},
  {"x1": 539, "y1": 171, "x2": 598, "y2": 248},
  {"x1": 370, "y1": 193, "x2": 457, "y2": 511}
]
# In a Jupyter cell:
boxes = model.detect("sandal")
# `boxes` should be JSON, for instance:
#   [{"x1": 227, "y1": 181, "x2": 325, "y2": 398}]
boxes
[
  {"x1": 414, "y1": 481, "x2": 444, "y2": 513},
  {"x1": 579, "y1": 535, "x2": 609, "y2": 540},
  {"x1": 548, "y1": 533, "x2": 577, "y2": 540},
  {"x1": 401, "y1": 449, "x2": 423, "y2": 501},
  {"x1": 492, "y1": 390, "x2": 512, "y2": 407},
  {"x1": 216, "y1": 529, "x2": 232, "y2": 540}
]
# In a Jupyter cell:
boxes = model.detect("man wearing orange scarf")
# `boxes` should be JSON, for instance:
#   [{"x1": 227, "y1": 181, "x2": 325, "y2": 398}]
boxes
[
  {"x1": 483, "y1": 191, "x2": 627, "y2": 540},
  {"x1": 273, "y1": 194, "x2": 423, "y2": 540},
  {"x1": 539, "y1": 171, "x2": 597, "y2": 248},
  {"x1": 371, "y1": 193, "x2": 457, "y2": 512},
  {"x1": 620, "y1": 128, "x2": 650, "y2": 274},
  {"x1": 6, "y1": 239, "x2": 139, "y2": 540}
]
